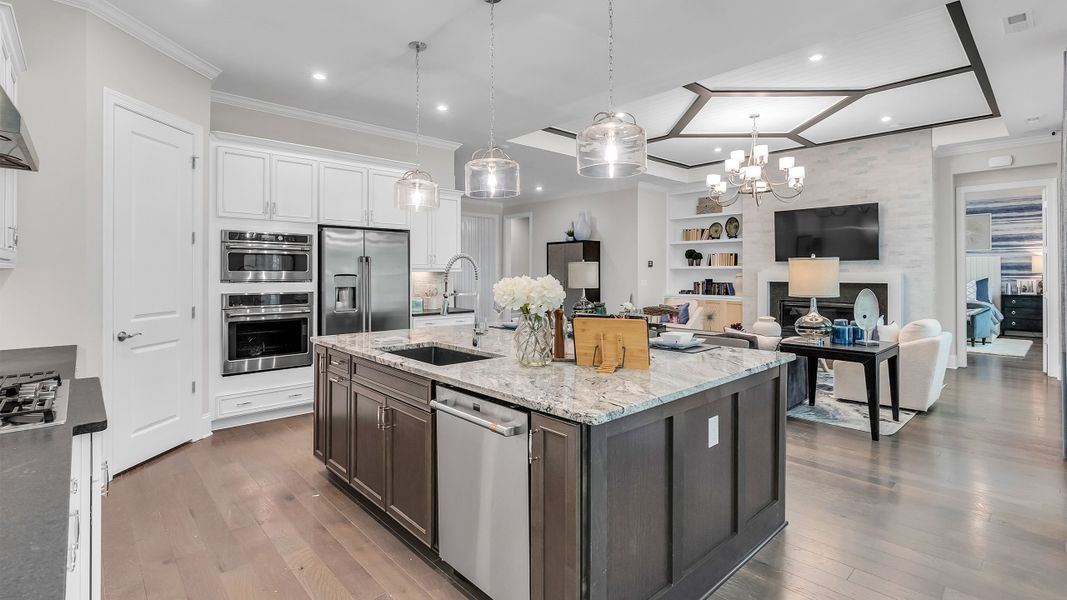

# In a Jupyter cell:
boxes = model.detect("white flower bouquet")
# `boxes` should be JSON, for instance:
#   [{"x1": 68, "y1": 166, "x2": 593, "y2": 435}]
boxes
[{"x1": 492, "y1": 275, "x2": 566, "y2": 316}]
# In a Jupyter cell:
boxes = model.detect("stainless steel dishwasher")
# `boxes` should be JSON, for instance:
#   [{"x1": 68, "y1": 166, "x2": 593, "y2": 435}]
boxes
[{"x1": 432, "y1": 386, "x2": 530, "y2": 600}]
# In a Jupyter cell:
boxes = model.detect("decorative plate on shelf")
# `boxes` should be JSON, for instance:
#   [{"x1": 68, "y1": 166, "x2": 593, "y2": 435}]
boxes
[
  {"x1": 708, "y1": 222, "x2": 723, "y2": 239},
  {"x1": 725, "y1": 217, "x2": 740, "y2": 239}
]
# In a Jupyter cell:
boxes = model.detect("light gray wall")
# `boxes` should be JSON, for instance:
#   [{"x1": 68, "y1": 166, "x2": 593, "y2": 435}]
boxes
[
  {"x1": 636, "y1": 183, "x2": 668, "y2": 308},
  {"x1": 508, "y1": 216, "x2": 531, "y2": 276},
  {"x1": 0, "y1": 0, "x2": 213, "y2": 378},
  {"x1": 210, "y1": 102, "x2": 456, "y2": 189},
  {"x1": 741, "y1": 130, "x2": 936, "y2": 326}
]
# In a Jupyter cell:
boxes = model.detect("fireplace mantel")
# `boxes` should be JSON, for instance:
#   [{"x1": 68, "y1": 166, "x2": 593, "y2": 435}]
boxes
[{"x1": 756, "y1": 270, "x2": 904, "y2": 326}]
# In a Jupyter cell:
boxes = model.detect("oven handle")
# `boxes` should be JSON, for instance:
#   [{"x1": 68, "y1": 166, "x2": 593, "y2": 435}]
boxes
[
  {"x1": 223, "y1": 243, "x2": 312, "y2": 252},
  {"x1": 224, "y1": 310, "x2": 312, "y2": 322}
]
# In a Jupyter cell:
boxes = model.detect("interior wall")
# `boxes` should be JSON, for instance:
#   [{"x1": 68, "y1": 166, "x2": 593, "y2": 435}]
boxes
[
  {"x1": 0, "y1": 0, "x2": 213, "y2": 378},
  {"x1": 504, "y1": 189, "x2": 639, "y2": 311},
  {"x1": 964, "y1": 189, "x2": 1044, "y2": 290},
  {"x1": 741, "y1": 130, "x2": 936, "y2": 326},
  {"x1": 636, "y1": 183, "x2": 667, "y2": 308},
  {"x1": 210, "y1": 102, "x2": 456, "y2": 189},
  {"x1": 508, "y1": 217, "x2": 531, "y2": 276}
]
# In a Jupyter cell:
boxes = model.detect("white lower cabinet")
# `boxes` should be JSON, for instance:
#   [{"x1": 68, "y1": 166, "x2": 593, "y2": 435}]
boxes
[
  {"x1": 67, "y1": 432, "x2": 104, "y2": 600},
  {"x1": 216, "y1": 383, "x2": 314, "y2": 419},
  {"x1": 413, "y1": 313, "x2": 476, "y2": 328}
]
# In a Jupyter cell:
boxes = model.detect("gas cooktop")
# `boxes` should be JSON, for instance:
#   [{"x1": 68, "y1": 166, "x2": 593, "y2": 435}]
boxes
[{"x1": 0, "y1": 370, "x2": 67, "y2": 434}]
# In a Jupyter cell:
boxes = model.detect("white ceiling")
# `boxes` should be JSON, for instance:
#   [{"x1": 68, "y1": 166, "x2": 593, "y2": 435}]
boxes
[{"x1": 104, "y1": 0, "x2": 1066, "y2": 200}]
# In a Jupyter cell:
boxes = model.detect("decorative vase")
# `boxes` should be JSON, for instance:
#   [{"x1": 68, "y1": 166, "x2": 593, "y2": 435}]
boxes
[
  {"x1": 751, "y1": 316, "x2": 781, "y2": 337},
  {"x1": 573, "y1": 212, "x2": 591, "y2": 241},
  {"x1": 515, "y1": 312, "x2": 553, "y2": 367}
]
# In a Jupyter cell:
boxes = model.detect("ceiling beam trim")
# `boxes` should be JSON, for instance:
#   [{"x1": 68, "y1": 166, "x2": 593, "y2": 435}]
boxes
[{"x1": 945, "y1": 0, "x2": 1000, "y2": 117}]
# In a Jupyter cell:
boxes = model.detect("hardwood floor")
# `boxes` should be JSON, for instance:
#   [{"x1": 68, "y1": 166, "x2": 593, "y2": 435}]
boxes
[{"x1": 102, "y1": 351, "x2": 1065, "y2": 600}]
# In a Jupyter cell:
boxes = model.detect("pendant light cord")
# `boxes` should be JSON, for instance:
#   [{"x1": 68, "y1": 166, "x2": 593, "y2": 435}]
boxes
[
  {"x1": 607, "y1": 0, "x2": 615, "y2": 112},
  {"x1": 488, "y1": 1, "x2": 496, "y2": 148},
  {"x1": 414, "y1": 45, "x2": 422, "y2": 168}
]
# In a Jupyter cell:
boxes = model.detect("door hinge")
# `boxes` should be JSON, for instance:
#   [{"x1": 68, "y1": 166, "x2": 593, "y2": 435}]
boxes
[
  {"x1": 191, "y1": 155, "x2": 199, "y2": 169},
  {"x1": 191, "y1": 381, "x2": 196, "y2": 394},
  {"x1": 191, "y1": 231, "x2": 196, "y2": 244},
  {"x1": 191, "y1": 306, "x2": 196, "y2": 319}
]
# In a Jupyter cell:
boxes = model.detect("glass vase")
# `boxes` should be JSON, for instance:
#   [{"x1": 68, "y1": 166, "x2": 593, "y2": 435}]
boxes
[{"x1": 514, "y1": 312, "x2": 553, "y2": 367}]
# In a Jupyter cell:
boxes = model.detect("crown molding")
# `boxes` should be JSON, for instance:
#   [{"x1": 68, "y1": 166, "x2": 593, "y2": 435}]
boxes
[
  {"x1": 210, "y1": 90, "x2": 463, "y2": 152},
  {"x1": 211, "y1": 130, "x2": 416, "y2": 172},
  {"x1": 53, "y1": 0, "x2": 221, "y2": 80},
  {"x1": 933, "y1": 134, "x2": 1059, "y2": 157}
]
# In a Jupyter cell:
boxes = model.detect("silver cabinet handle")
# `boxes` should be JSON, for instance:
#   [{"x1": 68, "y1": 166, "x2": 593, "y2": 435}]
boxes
[
  {"x1": 6, "y1": 226, "x2": 14, "y2": 249},
  {"x1": 376, "y1": 405, "x2": 383, "y2": 430},
  {"x1": 70, "y1": 476, "x2": 78, "y2": 495},
  {"x1": 101, "y1": 461, "x2": 110, "y2": 496},
  {"x1": 116, "y1": 331, "x2": 142, "y2": 342},
  {"x1": 288, "y1": 393, "x2": 303, "y2": 399},
  {"x1": 235, "y1": 401, "x2": 253, "y2": 407},
  {"x1": 72, "y1": 510, "x2": 81, "y2": 551}
]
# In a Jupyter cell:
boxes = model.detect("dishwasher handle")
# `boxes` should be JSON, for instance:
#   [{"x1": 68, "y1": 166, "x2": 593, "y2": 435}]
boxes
[{"x1": 431, "y1": 400, "x2": 525, "y2": 437}]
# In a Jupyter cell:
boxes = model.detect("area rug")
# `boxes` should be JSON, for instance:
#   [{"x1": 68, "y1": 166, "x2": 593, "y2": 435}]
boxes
[
  {"x1": 787, "y1": 371, "x2": 919, "y2": 436},
  {"x1": 967, "y1": 337, "x2": 1033, "y2": 358}
]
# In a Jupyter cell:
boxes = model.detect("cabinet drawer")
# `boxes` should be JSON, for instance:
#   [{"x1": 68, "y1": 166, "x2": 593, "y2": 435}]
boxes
[
  {"x1": 353, "y1": 358, "x2": 431, "y2": 407},
  {"x1": 1004, "y1": 295, "x2": 1042, "y2": 309},
  {"x1": 1003, "y1": 317, "x2": 1042, "y2": 333},
  {"x1": 1004, "y1": 306, "x2": 1041, "y2": 319},
  {"x1": 413, "y1": 314, "x2": 475, "y2": 328},
  {"x1": 217, "y1": 384, "x2": 314, "y2": 418},
  {"x1": 327, "y1": 349, "x2": 351, "y2": 377}
]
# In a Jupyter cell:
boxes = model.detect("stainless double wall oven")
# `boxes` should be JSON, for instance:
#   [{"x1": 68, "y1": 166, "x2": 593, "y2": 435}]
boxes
[
  {"x1": 221, "y1": 230, "x2": 312, "y2": 283},
  {"x1": 222, "y1": 292, "x2": 314, "y2": 376}
]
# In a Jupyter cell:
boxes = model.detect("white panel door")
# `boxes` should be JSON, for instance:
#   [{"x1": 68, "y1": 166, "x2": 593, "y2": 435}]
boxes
[
  {"x1": 111, "y1": 106, "x2": 196, "y2": 473},
  {"x1": 271, "y1": 154, "x2": 317, "y2": 223},
  {"x1": 319, "y1": 161, "x2": 367, "y2": 225},
  {"x1": 433, "y1": 192, "x2": 461, "y2": 268},
  {"x1": 368, "y1": 169, "x2": 410, "y2": 229},
  {"x1": 217, "y1": 146, "x2": 269, "y2": 220}
]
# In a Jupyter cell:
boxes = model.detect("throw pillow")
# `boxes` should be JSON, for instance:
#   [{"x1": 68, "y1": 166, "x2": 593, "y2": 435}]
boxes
[
  {"x1": 877, "y1": 322, "x2": 900, "y2": 343},
  {"x1": 965, "y1": 279, "x2": 977, "y2": 302},
  {"x1": 678, "y1": 303, "x2": 690, "y2": 324},
  {"x1": 975, "y1": 278, "x2": 991, "y2": 303},
  {"x1": 899, "y1": 319, "x2": 942, "y2": 343},
  {"x1": 720, "y1": 327, "x2": 760, "y2": 349}
]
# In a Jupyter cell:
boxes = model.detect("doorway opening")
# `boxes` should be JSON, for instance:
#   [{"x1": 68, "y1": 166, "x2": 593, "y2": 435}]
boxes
[{"x1": 503, "y1": 213, "x2": 532, "y2": 277}]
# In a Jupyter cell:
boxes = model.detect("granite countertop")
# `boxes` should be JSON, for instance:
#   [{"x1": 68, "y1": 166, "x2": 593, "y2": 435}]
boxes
[
  {"x1": 0, "y1": 346, "x2": 108, "y2": 600},
  {"x1": 313, "y1": 326, "x2": 794, "y2": 425},
  {"x1": 412, "y1": 307, "x2": 474, "y2": 317}
]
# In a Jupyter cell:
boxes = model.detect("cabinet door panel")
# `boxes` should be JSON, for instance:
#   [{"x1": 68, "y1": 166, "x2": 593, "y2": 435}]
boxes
[
  {"x1": 351, "y1": 384, "x2": 387, "y2": 508},
  {"x1": 313, "y1": 347, "x2": 327, "y2": 462},
  {"x1": 217, "y1": 147, "x2": 269, "y2": 219},
  {"x1": 409, "y1": 209, "x2": 432, "y2": 269},
  {"x1": 320, "y1": 162, "x2": 367, "y2": 225},
  {"x1": 386, "y1": 398, "x2": 433, "y2": 547},
  {"x1": 531, "y1": 413, "x2": 581, "y2": 600},
  {"x1": 271, "y1": 155, "x2": 317, "y2": 223},
  {"x1": 432, "y1": 192, "x2": 460, "y2": 269},
  {"x1": 325, "y1": 375, "x2": 350, "y2": 479},
  {"x1": 368, "y1": 170, "x2": 410, "y2": 229}
]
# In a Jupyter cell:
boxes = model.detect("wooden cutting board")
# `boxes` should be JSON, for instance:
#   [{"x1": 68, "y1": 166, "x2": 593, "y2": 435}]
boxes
[{"x1": 573, "y1": 317, "x2": 650, "y2": 371}]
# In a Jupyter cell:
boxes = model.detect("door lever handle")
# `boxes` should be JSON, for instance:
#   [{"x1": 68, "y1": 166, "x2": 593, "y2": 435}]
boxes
[{"x1": 116, "y1": 331, "x2": 142, "y2": 342}]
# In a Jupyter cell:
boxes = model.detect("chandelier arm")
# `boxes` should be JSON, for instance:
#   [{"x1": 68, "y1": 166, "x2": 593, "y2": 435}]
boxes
[{"x1": 768, "y1": 184, "x2": 804, "y2": 202}]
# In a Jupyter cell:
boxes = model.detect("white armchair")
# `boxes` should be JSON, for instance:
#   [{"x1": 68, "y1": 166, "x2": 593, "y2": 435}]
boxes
[{"x1": 833, "y1": 319, "x2": 952, "y2": 412}]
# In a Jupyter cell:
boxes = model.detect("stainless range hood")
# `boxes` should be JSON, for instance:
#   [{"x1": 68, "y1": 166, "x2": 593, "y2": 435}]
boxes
[{"x1": 0, "y1": 84, "x2": 36, "y2": 171}]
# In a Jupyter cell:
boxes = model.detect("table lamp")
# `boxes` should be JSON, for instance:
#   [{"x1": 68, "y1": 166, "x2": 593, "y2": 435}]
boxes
[
  {"x1": 568, "y1": 261, "x2": 599, "y2": 314},
  {"x1": 1032, "y1": 254, "x2": 1044, "y2": 294},
  {"x1": 788, "y1": 255, "x2": 839, "y2": 342}
]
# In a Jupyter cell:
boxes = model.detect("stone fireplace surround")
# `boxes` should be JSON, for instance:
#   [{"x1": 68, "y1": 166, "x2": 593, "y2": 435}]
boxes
[{"x1": 757, "y1": 270, "x2": 904, "y2": 335}]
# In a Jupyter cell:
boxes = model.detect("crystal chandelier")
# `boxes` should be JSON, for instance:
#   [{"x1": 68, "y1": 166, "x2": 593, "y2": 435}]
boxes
[
  {"x1": 705, "y1": 114, "x2": 806, "y2": 207},
  {"x1": 395, "y1": 41, "x2": 439, "y2": 212},
  {"x1": 576, "y1": 0, "x2": 647, "y2": 178},
  {"x1": 465, "y1": 0, "x2": 520, "y2": 199}
]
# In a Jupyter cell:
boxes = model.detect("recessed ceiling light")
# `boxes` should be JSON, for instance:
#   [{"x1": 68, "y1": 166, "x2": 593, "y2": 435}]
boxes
[
  {"x1": 808, "y1": 53, "x2": 824, "y2": 62},
  {"x1": 312, "y1": 72, "x2": 327, "y2": 81},
  {"x1": 880, "y1": 115, "x2": 892, "y2": 123},
  {"x1": 535, "y1": 185, "x2": 543, "y2": 192},
  {"x1": 436, "y1": 104, "x2": 448, "y2": 112},
  {"x1": 714, "y1": 147, "x2": 722, "y2": 152}
]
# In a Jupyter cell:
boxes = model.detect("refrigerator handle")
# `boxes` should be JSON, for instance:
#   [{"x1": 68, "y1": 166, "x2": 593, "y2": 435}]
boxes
[
  {"x1": 358, "y1": 256, "x2": 368, "y2": 332},
  {"x1": 366, "y1": 256, "x2": 373, "y2": 331}
]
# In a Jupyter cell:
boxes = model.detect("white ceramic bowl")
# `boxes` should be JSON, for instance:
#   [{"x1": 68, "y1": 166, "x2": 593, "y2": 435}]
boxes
[{"x1": 659, "y1": 331, "x2": 694, "y2": 345}]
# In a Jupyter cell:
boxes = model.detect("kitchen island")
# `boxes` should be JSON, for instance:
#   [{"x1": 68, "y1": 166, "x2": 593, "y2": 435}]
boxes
[{"x1": 313, "y1": 326, "x2": 793, "y2": 600}]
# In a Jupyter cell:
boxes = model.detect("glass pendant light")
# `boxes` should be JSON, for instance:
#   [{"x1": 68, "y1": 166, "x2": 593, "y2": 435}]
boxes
[
  {"x1": 395, "y1": 41, "x2": 439, "y2": 212},
  {"x1": 465, "y1": 0, "x2": 520, "y2": 199},
  {"x1": 576, "y1": 0, "x2": 646, "y2": 178}
]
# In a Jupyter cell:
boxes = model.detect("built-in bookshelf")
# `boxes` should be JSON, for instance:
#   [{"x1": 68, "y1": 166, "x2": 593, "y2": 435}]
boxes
[{"x1": 665, "y1": 184, "x2": 744, "y2": 301}]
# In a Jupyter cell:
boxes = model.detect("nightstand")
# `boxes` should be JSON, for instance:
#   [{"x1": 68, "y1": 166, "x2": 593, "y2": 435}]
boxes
[{"x1": 1002, "y1": 294, "x2": 1043, "y2": 334}]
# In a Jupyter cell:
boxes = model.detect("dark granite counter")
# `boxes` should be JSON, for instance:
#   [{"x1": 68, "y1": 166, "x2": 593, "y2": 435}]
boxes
[{"x1": 0, "y1": 346, "x2": 108, "y2": 600}]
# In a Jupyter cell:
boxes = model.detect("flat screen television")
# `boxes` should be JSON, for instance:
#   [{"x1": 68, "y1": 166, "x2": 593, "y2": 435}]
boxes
[{"x1": 774, "y1": 203, "x2": 880, "y2": 261}]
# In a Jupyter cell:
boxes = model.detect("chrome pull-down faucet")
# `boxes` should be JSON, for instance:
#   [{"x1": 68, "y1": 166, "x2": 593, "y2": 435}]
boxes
[{"x1": 441, "y1": 253, "x2": 488, "y2": 345}]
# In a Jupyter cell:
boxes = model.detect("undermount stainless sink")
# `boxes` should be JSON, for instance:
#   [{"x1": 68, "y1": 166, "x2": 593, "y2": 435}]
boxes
[{"x1": 385, "y1": 345, "x2": 496, "y2": 366}]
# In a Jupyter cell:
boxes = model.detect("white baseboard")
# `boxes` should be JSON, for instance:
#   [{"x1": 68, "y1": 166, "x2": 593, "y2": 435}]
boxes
[{"x1": 211, "y1": 401, "x2": 313, "y2": 431}]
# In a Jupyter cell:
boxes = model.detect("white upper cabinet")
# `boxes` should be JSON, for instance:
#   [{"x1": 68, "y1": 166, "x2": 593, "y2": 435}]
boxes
[
  {"x1": 409, "y1": 189, "x2": 462, "y2": 271},
  {"x1": 0, "y1": 4, "x2": 25, "y2": 269},
  {"x1": 270, "y1": 155, "x2": 317, "y2": 223},
  {"x1": 367, "y1": 169, "x2": 410, "y2": 229},
  {"x1": 319, "y1": 161, "x2": 367, "y2": 226},
  {"x1": 217, "y1": 146, "x2": 270, "y2": 220}
]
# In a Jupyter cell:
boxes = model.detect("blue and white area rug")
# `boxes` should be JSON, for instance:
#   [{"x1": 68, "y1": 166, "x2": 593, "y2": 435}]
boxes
[{"x1": 787, "y1": 371, "x2": 919, "y2": 436}]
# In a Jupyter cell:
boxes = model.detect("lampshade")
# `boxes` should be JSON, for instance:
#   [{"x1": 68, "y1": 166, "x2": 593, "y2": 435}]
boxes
[
  {"x1": 465, "y1": 146, "x2": 520, "y2": 199},
  {"x1": 788, "y1": 256, "x2": 840, "y2": 298},
  {"x1": 395, "y1": 169, "x2": 439, "y2": 211},
  {"x1": 1031, "y1": 254, "x2": 1044, "y2": 273},
  {"x1": 567, "y1": 261, "x2": 599, "y2": 289},
  {"x1": 576, "y1": 112, "x2": 647, "y2": 178}
]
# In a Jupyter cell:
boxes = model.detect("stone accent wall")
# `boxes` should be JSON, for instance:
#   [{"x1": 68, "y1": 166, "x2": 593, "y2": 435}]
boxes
[{"x1": 742, "y1": 130, "x2": 935, "y2": 324}]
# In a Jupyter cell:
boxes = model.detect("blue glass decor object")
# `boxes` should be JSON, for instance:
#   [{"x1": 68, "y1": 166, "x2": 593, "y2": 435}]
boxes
[
  {"x1": 831, "y1": 319, "x2": 853, "y2": 345},
  {"x1": 851, "y1": 320, "x2": 864, "y2": 342}
]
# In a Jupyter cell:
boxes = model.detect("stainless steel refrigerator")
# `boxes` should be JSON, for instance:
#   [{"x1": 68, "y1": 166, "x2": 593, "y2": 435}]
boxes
[{"x1": 319, "y1": 226, "x2": 411, "y2": 335}]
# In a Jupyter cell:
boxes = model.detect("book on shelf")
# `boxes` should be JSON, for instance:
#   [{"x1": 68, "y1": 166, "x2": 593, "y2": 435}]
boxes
[
  {"x1": 707, "y1": 252, "x2": 739, "y2": 266},
  {"x1": 696, "y1": 279, "x2": 736, "y2": 296}
]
